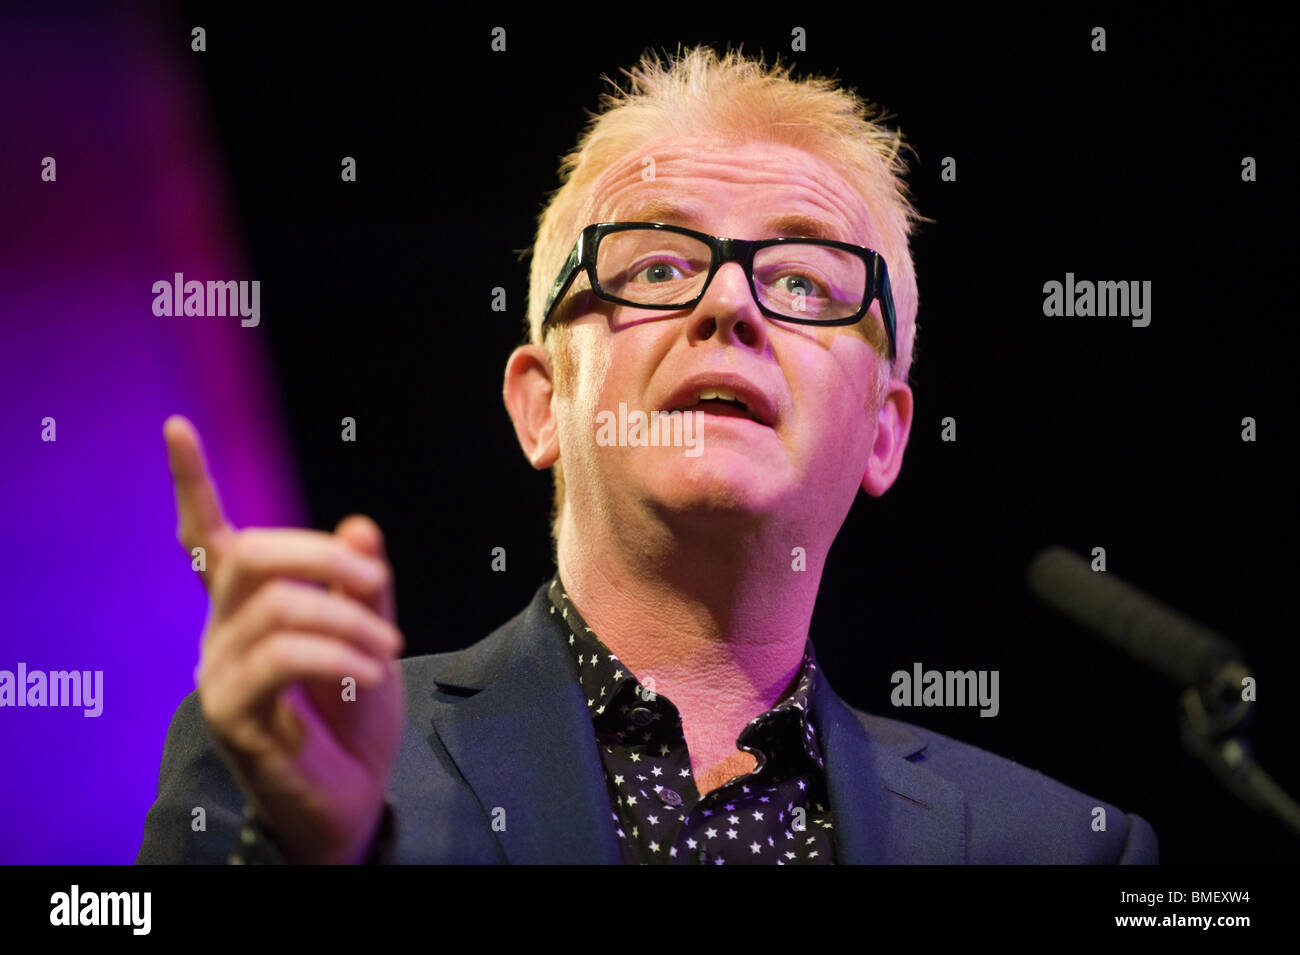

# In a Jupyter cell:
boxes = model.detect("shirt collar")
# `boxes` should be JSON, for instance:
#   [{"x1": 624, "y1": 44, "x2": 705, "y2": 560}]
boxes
[{"x1": 545, "y1": 571, "x2": 826, "y2": 770}]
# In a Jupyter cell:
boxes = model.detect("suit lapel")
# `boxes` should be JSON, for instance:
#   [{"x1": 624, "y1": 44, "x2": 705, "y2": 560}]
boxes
[
  {"x1": 813, "y1": 669, "x2": 967, "y2": 863},
  {"x1": 425, "y1": 583, "x2": 623, "y2": 864}
]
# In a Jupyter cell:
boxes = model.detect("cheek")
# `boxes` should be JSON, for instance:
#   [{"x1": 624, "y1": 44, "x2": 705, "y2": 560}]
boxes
[
  {"x1": 563, "y1": 334, "x2": 613, "y2": 411},
  {"x1": 794, "y1": 361, "x2": 876, "y2": 465},
  {"x1": 597, "y1": 334, "x2": 669, "y2": 406},
  {"x1": 549, "y1": 337, "x2": 608, "y2": 469},
  {"x1": 795, "y1": 359, "x2": 857, "y2": 426}
]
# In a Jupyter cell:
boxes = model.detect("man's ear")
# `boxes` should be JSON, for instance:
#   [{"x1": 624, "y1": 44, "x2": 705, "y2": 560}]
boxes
[
  {"x1": 503, "y1": 344, "x2": 560, "y2": 470},
  {"x1": 861, "y1": 377, "x2": 913, "y2": 497}
]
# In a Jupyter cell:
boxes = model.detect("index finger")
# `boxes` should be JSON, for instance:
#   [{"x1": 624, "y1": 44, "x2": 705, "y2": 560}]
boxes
[{"x1": 164, "y1": 414, "x2": 232, "y2": 553}]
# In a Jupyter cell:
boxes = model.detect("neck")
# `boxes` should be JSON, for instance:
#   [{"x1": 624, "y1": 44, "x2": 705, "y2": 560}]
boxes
[{"x1": 555, "y1": 503, "x2": 828, "y2": 767}]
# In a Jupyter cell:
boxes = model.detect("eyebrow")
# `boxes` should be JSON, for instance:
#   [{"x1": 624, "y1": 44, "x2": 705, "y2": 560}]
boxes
[
  {"x1": 619, "y1": 198, "x2": 706, "y2": 227},
  {"x1": 762, "y1": 213, "x2": 840, "y2": 241},
  {"x1": 616, "y1": 199, "x2": 845, "y2": 243}
]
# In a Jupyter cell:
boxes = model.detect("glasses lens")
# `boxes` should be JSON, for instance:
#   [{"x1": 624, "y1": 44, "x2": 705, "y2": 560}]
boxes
[
  {"x1": 754, "y1": 243, "x2": 867, "y2": 320},
  {"x1": 595, "y1": 229, "x2": 712, "y2": 306}
]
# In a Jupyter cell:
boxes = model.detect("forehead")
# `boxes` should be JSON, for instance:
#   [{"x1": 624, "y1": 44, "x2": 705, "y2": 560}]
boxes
[{"x1": 585, "y1": 136, "x2": 878, "y2": 248}]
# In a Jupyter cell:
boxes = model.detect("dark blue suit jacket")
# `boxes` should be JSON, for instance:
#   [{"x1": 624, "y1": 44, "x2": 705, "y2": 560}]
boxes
[{"x1": 137, "y1": 579, "x2": 1158, "y2": 863}]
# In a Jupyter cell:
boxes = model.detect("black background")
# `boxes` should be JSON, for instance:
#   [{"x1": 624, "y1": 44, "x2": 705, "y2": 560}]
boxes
[{"x1": 174, "y1": 6, "x2": 1296, "y2": 863}]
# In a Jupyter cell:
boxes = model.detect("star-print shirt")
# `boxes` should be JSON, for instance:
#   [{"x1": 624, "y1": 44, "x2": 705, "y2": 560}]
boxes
[{"x1": 546, "y1": 573, "x2": 836, "y2": 864}]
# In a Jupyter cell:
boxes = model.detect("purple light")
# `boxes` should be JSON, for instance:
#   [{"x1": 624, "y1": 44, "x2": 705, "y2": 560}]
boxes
[{"x1": 0, "y1": 8, "x2": 306, "y2": 862}]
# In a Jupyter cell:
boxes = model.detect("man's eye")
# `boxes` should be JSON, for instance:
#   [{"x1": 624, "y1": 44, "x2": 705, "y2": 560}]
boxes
[
  {"x1": 777, "y1": 274, "x2": 822, "y2": 297},
  {"x1": 633, "y1": 261, "x2": 683, "y2": 283}
]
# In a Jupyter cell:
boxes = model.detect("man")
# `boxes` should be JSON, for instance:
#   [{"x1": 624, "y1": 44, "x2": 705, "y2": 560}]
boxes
[{"x1": 138, "y1": 46, "x2": 1157, "y2": 864}]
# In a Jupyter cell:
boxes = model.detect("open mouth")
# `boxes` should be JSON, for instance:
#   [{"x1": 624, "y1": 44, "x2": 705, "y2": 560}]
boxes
[{"x1": 668, "y1": 390, "x2": 764, "y2": 423}]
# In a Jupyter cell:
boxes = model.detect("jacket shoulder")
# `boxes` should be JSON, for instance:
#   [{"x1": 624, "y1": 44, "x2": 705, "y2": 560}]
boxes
[{"x1": 849, "y1": 707, "x2": 1158, "y2": 864}]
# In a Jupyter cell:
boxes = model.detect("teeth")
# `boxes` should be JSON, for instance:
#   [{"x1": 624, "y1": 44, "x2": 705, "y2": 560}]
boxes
[{"x1": 695, "y1": 388, "x2": 745, "y2": 407}]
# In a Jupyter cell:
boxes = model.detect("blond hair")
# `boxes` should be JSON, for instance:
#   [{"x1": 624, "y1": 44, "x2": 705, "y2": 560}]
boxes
[{"x1": 524, "y1": 45, "x2": 926, "y2": 545}]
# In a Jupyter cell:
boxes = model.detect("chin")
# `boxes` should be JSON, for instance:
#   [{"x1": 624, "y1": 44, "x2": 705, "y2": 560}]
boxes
[{"x1": 640, "y1": 452, "x2": 791, "y2": 527}]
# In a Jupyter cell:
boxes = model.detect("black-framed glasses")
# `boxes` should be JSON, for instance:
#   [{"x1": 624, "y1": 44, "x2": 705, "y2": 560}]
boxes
[{"x1": 540, "y1": 221, "x2": 897, "y2": 360}]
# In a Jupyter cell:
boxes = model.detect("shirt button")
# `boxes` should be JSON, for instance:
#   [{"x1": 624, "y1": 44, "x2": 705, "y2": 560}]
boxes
[
  {"x1": 695, "y1": 848, "x2": 708, "y2": 864},
  {"x1": 629, "y1": 706, "x2": 654, "y2": 726},
  {"x1": 659, "y1": 788, "x2": 683, "y2": 807}
]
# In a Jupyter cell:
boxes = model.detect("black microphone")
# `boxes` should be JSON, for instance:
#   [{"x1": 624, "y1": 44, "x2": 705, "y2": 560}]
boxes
[
  {"x1": 1027, "y1": 546, "x2": 1300, "y2": 840},
  {"x1": 1026, "y1": 546, "x2": 1244, "y2": 689}
]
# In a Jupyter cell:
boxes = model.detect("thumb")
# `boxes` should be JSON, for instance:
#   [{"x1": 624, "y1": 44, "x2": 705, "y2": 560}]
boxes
[{"x1": 333, "y1": 514, "x2": 397, "y2": 624}]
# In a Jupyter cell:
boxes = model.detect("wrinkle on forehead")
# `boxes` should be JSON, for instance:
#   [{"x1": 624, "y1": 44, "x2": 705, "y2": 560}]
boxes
[{"x1": 581, "y1": 137, "x2": 879, "y2": 249}]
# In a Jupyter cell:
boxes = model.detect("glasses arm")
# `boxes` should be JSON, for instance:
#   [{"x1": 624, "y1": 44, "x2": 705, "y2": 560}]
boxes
[
  {"x1": 541, "y1": 238, "x2": 585, "y2": 329},
  {"x1": 878, "y1": 262, "x2": 898, "y2": 362}
]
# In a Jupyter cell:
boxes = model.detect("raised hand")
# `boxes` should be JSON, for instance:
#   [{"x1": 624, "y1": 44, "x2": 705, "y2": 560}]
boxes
[{"x1": 164, "y1": 415, "x2": 405, "y2": 864}]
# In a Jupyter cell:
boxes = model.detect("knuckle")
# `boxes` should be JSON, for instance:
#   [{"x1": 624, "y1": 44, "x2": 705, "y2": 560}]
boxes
[
  {"x1": 198, "y1": 681, "x2": 230, "y2": 728},
  {"x1": 250, "y1": 634, "x2": 308, "y2": 684},
  {"x1": 259, "y1": 636, "x2": 295, "y2": 671},
  {"x1": 229, "y1": 530, "x2": 262, "y2": 569},
  {"x1": 199, "y1": 615, "x2": 227, "y2": 658},
  {"x1": 261, "y1": 581, "x2": 302, "y2": 627}
]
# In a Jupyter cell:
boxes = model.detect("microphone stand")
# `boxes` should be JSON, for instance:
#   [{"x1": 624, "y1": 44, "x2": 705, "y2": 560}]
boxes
[{"x1": 1177, "y1": 659, "x2": 1300, "y2": 838}]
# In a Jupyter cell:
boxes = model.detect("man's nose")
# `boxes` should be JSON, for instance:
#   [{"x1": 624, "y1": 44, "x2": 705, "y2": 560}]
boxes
[{"x1": 685, "y1": 261, "x2": 767, "y2": 350}]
